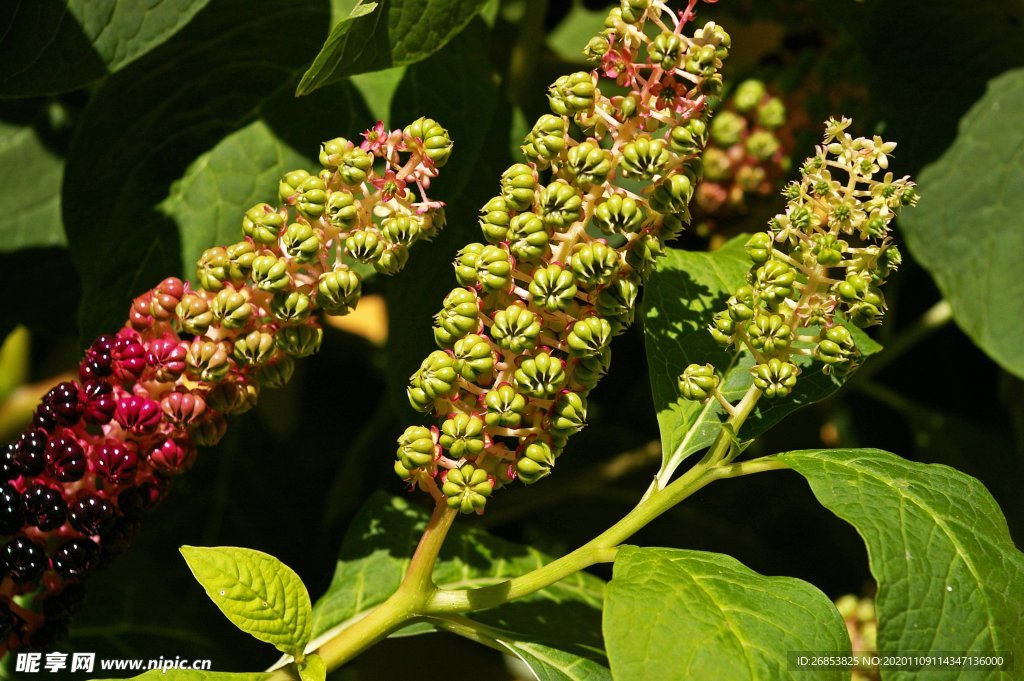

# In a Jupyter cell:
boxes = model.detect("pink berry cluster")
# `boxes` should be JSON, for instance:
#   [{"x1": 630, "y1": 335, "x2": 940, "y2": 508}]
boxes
[
  {"x1": 0, "y1": 118, "x2": 451, "y2": 651},
  {"x1": 694, "y1": 78, "x2": 792, "y2": 233},
  {"x1": 397, "y1": 0, "x2": 729, "y2": 514}
]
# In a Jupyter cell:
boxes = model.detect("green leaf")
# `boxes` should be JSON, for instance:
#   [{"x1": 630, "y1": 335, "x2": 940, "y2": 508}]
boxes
[
  {"x1": 307, "y1": 493, "x2": 608, "y2": 677},
  {"x1": 159, "y1": 81, "x2": 370, "y2": 283},
  {"x1": 604, "y1": 546, "x2": 849, "y2": 681},
  {"x1": 180, "y1": 546, "x2": 313, "y2": 657},
  {"x1": 546, "y1": 0, "x2": 608, "y2": 64},
  {"x1": 0, "y1": 0, "x2": 211, "y2": 97},
  {"x1": 898, "y1": 68, "x2": 1024, "y2": 379},
  {"x1": 296, "y1": 653, "x2": 326, "y2": 681},
  {"x1": 89, "y1": 672, "x2": 269, "y2": 681},
  {"x1": 501, "y1": 640, "x2": 612, "y2": 681},
  {"x1": 297, "y1": 0, "x2": 491, "y2": 96},
  {"x1": 61, "y1": 0, "x2": 333, "y2": 340},
  {"x1": 781, "y1": 448, "x2": 1024, "y2": 678},
  {"x1": 0, "y1": 104, "x2": 65, "y2": 250},
  {"x1": 643, "y1": 236, "x2": 880, "y2": 482}
]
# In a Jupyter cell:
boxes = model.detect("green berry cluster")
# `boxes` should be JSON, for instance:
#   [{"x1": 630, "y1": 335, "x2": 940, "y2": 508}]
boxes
[
  {"x1": 694, "y1": 78, "x2": 792, "y2": 231},
  {"x1": 397, "y1": 0, "x2": 730, "y2": 512},
  {"x1": 678, "y1": 117, "x2": 917, "y2": 405}
]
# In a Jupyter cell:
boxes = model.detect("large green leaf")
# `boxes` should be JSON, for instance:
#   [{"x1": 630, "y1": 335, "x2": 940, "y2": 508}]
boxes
[
  {"x1": 643, "y1": 237, "x2": 880, "y2": 483},
  {"x1": 0, "y1": 104, "x2": 65, "y2": 250},
  {"x1": 159, "y1": 82, "x2": 370, "y2": 280},
  {"x1": 61, "y1": 0, "x2": 334, "y2": 340},
  {"x1": 307, "y1": 493, "x2": 608, "y2": 678},
  {"x1": 0, "y1": 0, "x2": 211, "y2": 97},
  {"x1": 604, "y1": 546, "x2": 848, "y2": 681},
  {"x1": 898, "y1": 68, "x2": 1024, "y2": 379},
  {"x1": 296, "y1": 0, "x2": 491, "y2": 96},
  {"x1": 781, "y1": 449, "x2": 1024, "y2": 680},
  {"x1": 180, "y1": 546, "x2": 313, "y2": 657}
]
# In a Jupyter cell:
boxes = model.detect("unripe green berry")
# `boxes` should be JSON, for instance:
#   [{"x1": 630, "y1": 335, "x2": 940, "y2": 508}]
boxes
[
  {"x1": 710, "y1": 110, "x2": 746, "y2": 147},
  {"x1": 565, "y1": 141, "x2": 612, "y2": 187},
  {"x1": 569, "y1": 241, "x2": 620, "y2": 288},
  {"x1": 733, "y1": 79, "x2": 766, "y2": 113},
  {"x1": 320, "y1": 138, "x2": 352, "y2": 170},
  {"x1": 755, "y1": 260, "x2": 796, "y2": 307},
  {"x1": 583, "y1": 33, "x2": 611, "y2": 62},
  {"x1": 649, "y1": 31, "x2": 684, "y2": 70},
  {"x1": 207, "y1": 377, "x2": 260, "y2": 416},
  {"x1": 625, "y1": 232, "x2": 665, "y2": 277},
  {"x1": 529, "y1": 264, "x2": 578, "y2": 312},
  {"x1": 566, "y1": 316, "x2": 612, "y2": 358},
  {"x1": 746, "y1": 130, "x2": 781, "y2": 162},
  {"x1": 250, "y1": 253, "x2": 291, "y2": 292},
  {"x1": 276, "y1": 324, "x2": 322, "y2": 358},
  {"x1": 176, "y1": 292, "x2": 213, "y2": 336},
  {"x1": 479, "y1": 196, "x2": 512, "y2": 244},
  {"x1": 758, "y1": 97, "x2": 786, "y2": 130},
  {"x1": 325, "y1": 190, "x2": 359, "y2": 230},
  {"x1": 338, "y1": 147, "x2": 373, "y2": 185},
  {"x1": 440, "y1": 413, "x2": 485, "y2": 458},
  {"x1": 452, "y1": 333, "x2": 494, "y2": 382},
  {"x1": 279, "y1": 170, "x2": 311, "y2": 204},
  {"x1": 619, "y1": 135, "x2": 671, "y2": 180},
  {"x1": 501, "y1": 163, "x2": 537, "y2": 212},
  {"x1": 516, "y1": 441, "x2": 556, "y2": 484},
  {"x1": 726, "y1": 286, "x2": 756, "y2": 322},
  {"x1": 434, "y1": 288, "x2": 480, "y2": 347},
  {"x1": 619, "y1": 0, "x2": 650, "y2": 23},
  {"x1": 317, "y1": 268, "x2": 361, "y2": 315},
  {"x1": 709, "y1": 310, "x2": 737, "y2": 346},
  {"x1": 281, "y1": 222, "x2": 321, "y2": 263},
  {"x1": 483, "y1": 384, "x2": 527, "y2": 428},
  {"x1": 196, "y1": 247, "x2": 231, "y2": 292},
  {"x1": 271, "y1": 290, "x2": 312, "y2": 323},
  {"x1": 374, "y1": 244, "x2": 409, "y2": 275},
  {"x1": 514, "y1": 351, "x2": 566, "y2": 399},
  {"x1": 242, "y1": 203, "x2": 284, "y2": 245},
  {"x1": 678, "y1": 363, "x2": 719, "y2": 401},
  {"x1": 382, "y1": 214, "x2": 422, "y2": 247},
  {"x1": 255, "y1": 356, "x2": 294, "y2": 389},
  {"x1": 649, "y1": 173, "x2": 694, "y2": 214},
  {"x1": 185, "y1": 339, "x2": 231, "y2": 383},
  {"x1": 397, "y1": 425, "x2": 437, "y2": 470},
  {"x1": 507, "y1": 211, "x2": 550, "y2": 262},
  {"x1": 744, "y1": 232, "x2": 773, "y2": 264},
  {"x1": 210, "y1": 286, "x2": 253, "y2": 330},
  {"x1": 547, "y1": 72, "x2": 596, "y2": 115},
  {"x1": 751, "y1": 358, "x2": 799, "y2": 398},
  {"x1": 454, "y1": 243, "x2": 512, "y2": 292},
  {"x1": 442, "y1": 464, "x2": 492, "y2": 514},
  {"x1": 548, "y1": 391, "x2": 586, "y2": 435},
  {"x1": 233, "y1": 329, "x2": 277, "y2": 366},
  {"x1": 747, "y1": 313, "x2": 792, "y2": 355},
  {"x1": 408, "y1": 350, "x2": 458, "y2": 412},
  {"x1": 295, "y1": 176, "x2": 327, "y2": 219},
  {"x1": 669, "y1": 119, "x2": 708, "y2": 155},
  {"x1": 539, "y1": 180, "x2": 583, "y2": 230},
  {"x1": 404, "y1": 117, "x2": 453, "y2": 167},
  {"x1": 522, "y1": 114, "x2": 568, "y2": 166},
  {"x1": 571, "y1": 346, "x2": 611, "y2": 390},
  {"x1": 593, "y1": 194, "x2": 645, "y2": 235},
  {"x1": 595, "y1": 277, "x2": 638, "y2": 329},
  {"x1": 226, "y1": 241, "x2": 257, "y2": 282},
  {"x1": 346, "y1": 230, "x2": 385, "y2": 264},
  {"x1": 491, "y1": 303, "x2": 542, "y2": 353},
  {"x1": 812, "y1": 233, "x2": 847, "y2": 267}
]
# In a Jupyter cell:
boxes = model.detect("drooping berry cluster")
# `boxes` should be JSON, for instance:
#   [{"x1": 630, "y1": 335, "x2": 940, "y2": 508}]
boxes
[
  {"x1": 0, "y1": 118, "x2": 451, "y2": 651},
  {"x1": 693, "y1": 78, "x2": 792, "y2": 232},
  {"x1": 398, "y1": 0, "x2": 729, "y2": 513},
  {"x1": 678, "y1": 117, "x2": 916, "y2": 406},
  {"x1": 835, "y1": 593, "x2": 879, "y2": 681}
]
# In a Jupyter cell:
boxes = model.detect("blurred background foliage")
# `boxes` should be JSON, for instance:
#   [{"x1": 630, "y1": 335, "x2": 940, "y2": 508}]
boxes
[{"x1": 0, "y1": 0, "x2": 1022, "y2": 677}]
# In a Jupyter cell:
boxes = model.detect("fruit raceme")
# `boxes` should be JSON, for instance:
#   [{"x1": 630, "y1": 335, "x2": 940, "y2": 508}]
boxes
[
  {"x1": 0, "y1": 118, "x2": 451, "y2": 652},
  {"x1": 400, "y1": 0, "x2": 729, "y2": 511}
]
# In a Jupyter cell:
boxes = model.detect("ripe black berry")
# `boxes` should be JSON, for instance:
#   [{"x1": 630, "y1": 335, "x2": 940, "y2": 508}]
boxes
[
  {"x1": 21, "y1": 485, "x2": 67, "y2": 531},
  {"x1": 0, "y1": 443, "x2": 18, "y2": 482},
  {"x1": 0, "y1": 483, "x2": 23, "y2": 535},
  {"x1": 43, "y1": 382, "x2": 83, "y2": 426},
  {"x1": 1, "y1": 536, "x2": 47, "y2": 583},
  {"x1": 51, "y1": 539, "x2": 98, "y2": 580},
  {"x1": 68, "y1": 495, "x2": 115, "y2": 536},
  {"x1": 15, "y1": 429, "x2": 47, "y2": 477},
  {"x1": 44, "y1": 431, "x2": 85, "y2": 482}
]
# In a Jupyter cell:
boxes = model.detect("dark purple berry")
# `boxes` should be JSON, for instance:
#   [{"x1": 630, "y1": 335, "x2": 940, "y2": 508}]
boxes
[
  {"x1": 1, "y1": 536, "x2": 47, "y2": 583},
  {"x1": 51, "y1": 539, "x2": 98, "y2": 580},
  {"x1": 31, "y1": 404, "x2": 57, "y2": 431},
  {"x1": 42, "y1": 583, "x2": 86, "y2": 620},
  {"x1": 81, "y1": 379, "x2": 116, "y2": 425},
  {"x1": 117, "y1": 479, "x2": 166, "y2": 519},
  {"x1": 0, "y1": 483, "x2": 23, "y2": 535},
  {"x1": 68, "y1": 495, "x2": 115, "y2": 536},
  {"x1": 0, "y1": 442, "x2": 18, "y2": 482},
  {"x1": 43, "y1": 382, "x2": 83, "y2": 426},
  {"x1": 15, "y1": 429, "x2": 48, "y2": 477},
  {"x1": 44, "y1": 430, "x2": 85, "y2": 482},
  {"x1": 95, "y1": 441, "x2": 139, "y2": 486},
  {"x1": 21, "y1": 485, "x2": 66, "y2": 531}
]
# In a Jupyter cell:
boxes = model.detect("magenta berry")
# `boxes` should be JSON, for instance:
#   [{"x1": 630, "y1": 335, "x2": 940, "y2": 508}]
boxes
[
  {"x1": 94, "y1": 441, "x2": 139, "y2": 486},
  {"x1": 113, "y1": 396, "x2": 162, "y2": 435},
  {"x1": 44, "y1": 429, "x2": 86, "y2": 482},
  {"x1": 81, "y1": 379, "x2": 117, "y2": 424}
]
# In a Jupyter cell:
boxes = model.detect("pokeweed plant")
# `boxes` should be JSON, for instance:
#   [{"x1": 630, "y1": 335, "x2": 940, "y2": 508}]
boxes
[{"x1": 0, "y1": 0, "x2": 1022, "y2": 680}]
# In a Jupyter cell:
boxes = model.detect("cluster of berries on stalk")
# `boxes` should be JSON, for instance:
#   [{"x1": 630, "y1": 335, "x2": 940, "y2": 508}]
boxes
[
  {"x1": 0, "y1": 119, "x2": 451, "y2": 651},
  {"x1": 398, "y1": 0, "x2": 729, "y2": 513},
  {"x1": 693, "y1": 78, "x2": 792, "y2": 232},
  {"x1": 678, "y1": 117, "x2": 917, "y2": 408},
  {"x1": 836, "y1": 593, "x2": 880, "y2": 681}
]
